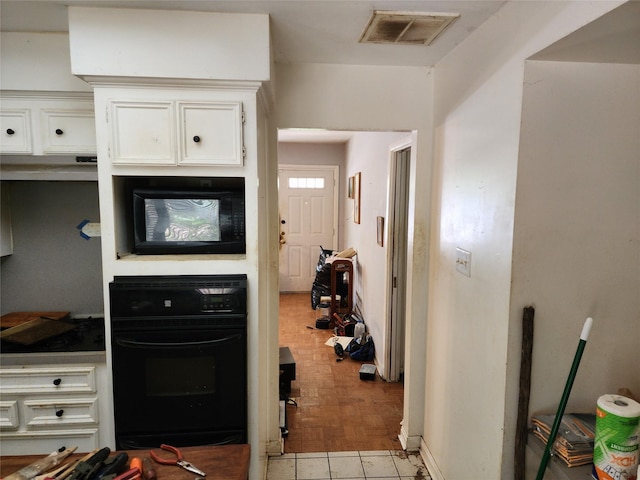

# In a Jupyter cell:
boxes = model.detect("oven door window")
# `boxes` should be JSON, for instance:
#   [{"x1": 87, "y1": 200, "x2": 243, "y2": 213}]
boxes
[
  {"x1": 146, "y1": 355, "x2": 215, "y2": 397},
  {"x1": 112, "y1": 327, "x2": 246, "y2": 435}
]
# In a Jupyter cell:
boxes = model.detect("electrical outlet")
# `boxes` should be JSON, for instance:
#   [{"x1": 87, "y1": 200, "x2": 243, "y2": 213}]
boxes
[{"x1": 455, "y1": 248, "x2": 471, "y2": 277}]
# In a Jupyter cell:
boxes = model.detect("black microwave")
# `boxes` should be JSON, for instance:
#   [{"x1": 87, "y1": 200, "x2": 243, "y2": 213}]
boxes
[{"x1": 132, "y1": 186, "x2": 245, "y2": 255}]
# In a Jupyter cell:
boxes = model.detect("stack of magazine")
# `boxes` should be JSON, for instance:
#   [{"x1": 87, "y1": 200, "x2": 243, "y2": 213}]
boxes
[{"x1": 531, "y1": 413, "x2": 596, "y2": 467}]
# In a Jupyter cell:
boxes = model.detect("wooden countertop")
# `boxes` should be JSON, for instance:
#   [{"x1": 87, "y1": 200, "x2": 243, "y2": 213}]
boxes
[{"x1": 0, "y1": 444, "x2": 250, "y2": 480}]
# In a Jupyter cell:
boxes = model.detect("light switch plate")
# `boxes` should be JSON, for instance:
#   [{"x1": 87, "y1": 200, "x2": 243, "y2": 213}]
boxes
[{"x1": 455, "y1": 247, "x2": 471, "y2": 277}]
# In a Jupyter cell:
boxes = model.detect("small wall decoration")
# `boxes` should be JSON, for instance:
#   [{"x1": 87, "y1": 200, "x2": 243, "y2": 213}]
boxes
[
  {"x1": 353, "y1": 172, "x2": 361, "y2": 224},
  {"x1": 377, "y1": 216, "x2": 384, "y2": 246},
  {"x1": 348, "y1": 176, "x2": 355, "y2": 199}
]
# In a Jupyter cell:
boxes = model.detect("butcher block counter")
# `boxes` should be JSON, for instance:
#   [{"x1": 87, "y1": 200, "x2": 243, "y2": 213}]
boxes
[{"x1": 0, "y1": 444, "x2": 250, "y2": 480}]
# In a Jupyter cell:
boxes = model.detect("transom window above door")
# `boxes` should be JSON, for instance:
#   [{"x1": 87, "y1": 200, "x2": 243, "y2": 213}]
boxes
[{"x1": 288, "y1": 177, "x2": 325, "y2": 189}]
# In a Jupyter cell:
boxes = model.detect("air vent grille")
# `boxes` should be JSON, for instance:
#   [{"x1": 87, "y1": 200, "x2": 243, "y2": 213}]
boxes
[{"x1": 359, "y1": 11, "x2": 459, "y2": 45}]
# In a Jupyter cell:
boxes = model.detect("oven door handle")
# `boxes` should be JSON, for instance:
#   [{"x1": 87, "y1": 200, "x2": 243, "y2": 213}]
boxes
[{"x1": 115, "y1": 334, "x2": 243, "y2": 348}]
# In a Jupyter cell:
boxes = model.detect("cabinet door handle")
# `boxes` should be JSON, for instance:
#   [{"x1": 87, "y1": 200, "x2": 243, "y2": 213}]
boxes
[
  {"x1": 53, "y1": 378, "x2": 62, "y2": 386},
  {"x1": 55, "y1": 409, "x2": 64, "y2": 417},
  {"x1": 193, "y1": 135, "x2": 201, "y2": 143},
  {"x1": 55, "y1": 128, "x2": 64, "y2": 135},
  {"x1": 6, "y1": 128, "x2": 15, "y2": 135}
]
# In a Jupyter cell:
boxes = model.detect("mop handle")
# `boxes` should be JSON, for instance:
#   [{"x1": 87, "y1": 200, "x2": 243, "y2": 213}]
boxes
[{"x1": 535, "y1": 317, "x2": 593, "y2": 480}]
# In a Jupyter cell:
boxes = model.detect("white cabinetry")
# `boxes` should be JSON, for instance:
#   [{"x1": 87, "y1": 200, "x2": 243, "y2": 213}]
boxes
[
  {"x1": 0, "y1": 364, "x2": 104, "y2": 455},
  {"x1": 0, "y1": 94, "x2": 96, "y2": 155},
  {"x1": 109, "y1": 99, "x2": 244, "y2": 166}
]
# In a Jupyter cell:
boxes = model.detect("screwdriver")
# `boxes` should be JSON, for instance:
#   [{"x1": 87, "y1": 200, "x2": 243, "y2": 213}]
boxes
[{"x1": 141, "y1": 458, "x2": 157, "y2": 480}]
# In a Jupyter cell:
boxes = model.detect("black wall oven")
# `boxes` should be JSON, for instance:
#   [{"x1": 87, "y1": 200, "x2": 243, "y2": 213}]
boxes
[{"x1": 109, "y1": 274, "x2": 247, "y2": 449}]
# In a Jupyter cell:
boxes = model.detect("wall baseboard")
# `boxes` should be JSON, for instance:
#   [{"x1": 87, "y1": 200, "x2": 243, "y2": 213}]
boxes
[{"x1": 420, "y1": 438, "x2": 445, "y2": 480}]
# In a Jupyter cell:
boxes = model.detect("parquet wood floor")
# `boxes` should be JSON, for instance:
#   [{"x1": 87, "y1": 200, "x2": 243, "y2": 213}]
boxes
[{"x1": 279, "y1": 293, "x2": 404, "y2": 453}]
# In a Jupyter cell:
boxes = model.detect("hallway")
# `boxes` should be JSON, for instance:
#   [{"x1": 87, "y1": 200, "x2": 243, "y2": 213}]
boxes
[
  {"x1": 269, "y1": 293, "x2": 429, "y2": 479},
  {"x1": 278, "y1": 293, "x2": 405, "y2": 452}
]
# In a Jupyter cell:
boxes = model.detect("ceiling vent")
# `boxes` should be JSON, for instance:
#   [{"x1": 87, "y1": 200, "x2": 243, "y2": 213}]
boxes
[{"x1": 359, "y1": 10, "x2": 460, "y2": 45}]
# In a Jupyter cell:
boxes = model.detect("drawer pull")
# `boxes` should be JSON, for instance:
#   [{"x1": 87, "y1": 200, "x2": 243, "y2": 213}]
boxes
[
  {"x1": 55, "y1": 128, "x2": 64, "y2": 135},
  {"x1": 193, "y1": 135, "x2": 201, "y2": 143},
  {"x1": 55, "y1": 409, "x2": 64, "y2": 417},
  {"x1": 6, "y1": 128, "x2": 15, "y2": 135},
  {"x1": 53, "y1": 378, "x2": 62, "y2": 386}
]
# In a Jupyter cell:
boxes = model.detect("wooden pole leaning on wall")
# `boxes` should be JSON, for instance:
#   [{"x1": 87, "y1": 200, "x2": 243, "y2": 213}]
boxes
[{"x1": 515, "y1": 306, "x2": 535, "y2": 480}]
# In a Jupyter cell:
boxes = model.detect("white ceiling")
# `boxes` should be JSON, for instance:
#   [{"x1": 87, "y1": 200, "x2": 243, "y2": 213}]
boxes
[
  {"x1": 0, "y1": 0, "x2": 506, "y2": 67},
  {"x1": 3, "y1": 1, "x2": 636, "y2": 144}
]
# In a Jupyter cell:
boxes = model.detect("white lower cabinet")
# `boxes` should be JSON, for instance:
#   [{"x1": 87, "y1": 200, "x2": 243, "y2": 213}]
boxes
[{"x1": 0, "y1": 364, "x2": 103, "y2": 455}]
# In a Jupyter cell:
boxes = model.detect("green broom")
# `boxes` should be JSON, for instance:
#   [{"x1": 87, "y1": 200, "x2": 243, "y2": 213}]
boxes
[{"x1": 535, "y1": 317, "x2": 593, "y2": 480}]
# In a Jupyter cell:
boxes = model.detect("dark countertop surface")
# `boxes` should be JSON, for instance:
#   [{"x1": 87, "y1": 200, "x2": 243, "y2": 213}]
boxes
[{"x1": 0, "y1": 316, "x2": 105, "y2": 355}]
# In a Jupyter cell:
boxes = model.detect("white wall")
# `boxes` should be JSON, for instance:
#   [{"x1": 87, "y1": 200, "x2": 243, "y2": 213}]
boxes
[
  {"x1": 0, "y1": 181, "x2": 103, "y2": 315},
  {"x1": 0, "y1": 32, "x2": 92, "y2": 92},
  {"x1": 342, "y1": 131, "x2": 409, "y2": 378},
  {"x1": 428, "y1": 2, "x2": 624, "y2": 479},
  {"x1": 512, "y1": 59, "x2": 640, "y2": 422}
]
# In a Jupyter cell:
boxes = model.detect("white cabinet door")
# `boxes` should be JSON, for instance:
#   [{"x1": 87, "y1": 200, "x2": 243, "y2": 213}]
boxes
[
  {"x1": 0, "y1": 109, "x2": 33, "y2": 154},
  {"x1": 110, "y1": 101, "x2": 175, "y2": 165},
  {"x1": 179, "y1": 101, "x2": 243, "y2": 166},
  {"x1": 41, "y1": 109, "x2": 97, "y2": 154}
]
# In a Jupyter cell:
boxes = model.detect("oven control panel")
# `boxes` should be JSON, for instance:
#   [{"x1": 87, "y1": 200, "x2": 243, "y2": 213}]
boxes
[{"x1": 110, "y1": 274, "x2": 247, "y2": 317}]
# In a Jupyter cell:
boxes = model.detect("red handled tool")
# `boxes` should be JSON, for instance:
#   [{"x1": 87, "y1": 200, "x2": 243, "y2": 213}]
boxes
[{"x1": 150, "y1": 444, "x2": 206, "y2": 477}]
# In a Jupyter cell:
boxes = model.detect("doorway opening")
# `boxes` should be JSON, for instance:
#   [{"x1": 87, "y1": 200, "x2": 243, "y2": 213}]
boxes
[{"x1": 276, "y1": 130, "x2": 410, "y2": 453}]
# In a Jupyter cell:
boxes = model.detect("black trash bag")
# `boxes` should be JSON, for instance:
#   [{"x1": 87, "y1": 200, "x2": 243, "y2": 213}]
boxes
[{"x1": 311, "y1": 246, "x2": 334, "y2": 309}]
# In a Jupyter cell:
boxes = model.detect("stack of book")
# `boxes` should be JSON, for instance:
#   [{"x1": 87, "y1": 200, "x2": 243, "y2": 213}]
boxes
[{"x1": 531, "y1": 413, "x2": 596, "y2": 467}]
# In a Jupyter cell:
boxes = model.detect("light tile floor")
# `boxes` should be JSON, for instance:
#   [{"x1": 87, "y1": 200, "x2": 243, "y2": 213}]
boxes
[{"x1": 266, "y1": 450, "x2": 431, "y2": 480}]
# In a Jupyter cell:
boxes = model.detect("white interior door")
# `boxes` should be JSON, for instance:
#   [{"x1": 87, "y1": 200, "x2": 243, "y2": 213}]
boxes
[
  {"x1": 278, "y1": 165, "x2": 338, "y2": 292},
  {"x1": 387, "y1": 146, "x2": 410, "y2": 382}
]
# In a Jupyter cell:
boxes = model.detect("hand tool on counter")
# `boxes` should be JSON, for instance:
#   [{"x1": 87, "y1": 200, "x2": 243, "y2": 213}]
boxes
[
  {"x1": 141, "y1": 457, "x2": 156, "y2": 480},
  {"x1": 4, "y1": 447, "x2": 78, "y2": 480},
  {"x1": 128, "y1": 458, "x2": 142, "y2": 477},
  {"x1": 92, "y1": 453, "x2": 130, "y2": 480},
  {"x1": 65, "y1": 447, "x2": 111, "y2": 480},
  {"x1": 102, "y1": 468, "x2": 140, "y2": 480},
  {"x1": 150, "y1": 444, "x2": 206, "y2": 477}
]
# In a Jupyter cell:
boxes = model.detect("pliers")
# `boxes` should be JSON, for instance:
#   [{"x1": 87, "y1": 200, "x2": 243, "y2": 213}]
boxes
[{"x1": 150, "y1": 444, "x2": 206, "y2": 477}]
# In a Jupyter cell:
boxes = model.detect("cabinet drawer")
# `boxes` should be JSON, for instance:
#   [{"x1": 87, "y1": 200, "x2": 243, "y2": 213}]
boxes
[
  {"x1": 0, "y1": 400, "x2": 19, "y2": 430},
  {"x1": 0, "y1": 366, "x2": 96, "y2": 395},
  {"x1": 0, "y1": 109, "x2": 33, "y2": 154},
  {"x1": 41, "y1": 109, "x2": 96, "y2": 154},
  {"x1": 24, "y1": 397, "x2": 99, "y2": 429},
  {"x1": 0, "y1": 429, "x2": 99, "y2": 456}
]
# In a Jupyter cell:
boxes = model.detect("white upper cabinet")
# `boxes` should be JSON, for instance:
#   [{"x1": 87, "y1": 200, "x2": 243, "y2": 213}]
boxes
[
  {"x1": 41, "y1": 108, "x2": 97, "y2": 155},
  {"x1": 0, "y1": 109, "x2": 32, "y2": 154},
  {"x1": 110, "y1": 101, "x2": 175, "y2": 165},
  {"x1": 109, "y1": 99, "x2": 244, "y2": 166},
  {"x1": 179, "y1": 102, "x2": 244, "y2": 166},
  {"x1": 0, "y1": 95, "x2": 96, "y2": 156}
]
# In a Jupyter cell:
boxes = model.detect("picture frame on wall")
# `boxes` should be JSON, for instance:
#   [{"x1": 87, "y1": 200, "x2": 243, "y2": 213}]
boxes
[
  {"x1": 353, "y1": 172, "x2": 361, "y2": 224},
  {"x1": 348, "y1": 176, "x2": 354, "y2": 199}
]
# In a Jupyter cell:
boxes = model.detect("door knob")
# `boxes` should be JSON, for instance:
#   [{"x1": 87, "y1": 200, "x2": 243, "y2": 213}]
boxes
[
  {"x1": 55, "y1": 129, "x2": 64, "y2": 135},
  {"x1": 281, "y1": 219, "x2": 286, "y2": 224}
]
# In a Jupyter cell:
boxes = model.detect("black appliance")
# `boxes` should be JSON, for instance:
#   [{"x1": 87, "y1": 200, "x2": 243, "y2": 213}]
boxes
[
  {"x1": 132, "y1": 185, "x2": 245, "y2": 255},
  {"x1": 109, "y1": 274, "x2": 247, "y2": 449}
]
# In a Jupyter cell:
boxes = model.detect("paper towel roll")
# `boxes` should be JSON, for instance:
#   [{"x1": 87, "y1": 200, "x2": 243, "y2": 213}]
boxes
[{"x1": 593, "y1": 394, "x2": 640, "y2": 480}]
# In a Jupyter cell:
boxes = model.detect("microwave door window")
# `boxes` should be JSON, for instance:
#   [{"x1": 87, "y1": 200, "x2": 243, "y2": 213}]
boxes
[{"x1": 145, "y1": 198, "x2": 221, "y2": 242}]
